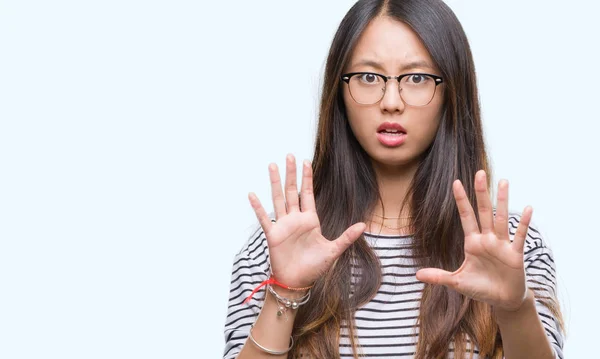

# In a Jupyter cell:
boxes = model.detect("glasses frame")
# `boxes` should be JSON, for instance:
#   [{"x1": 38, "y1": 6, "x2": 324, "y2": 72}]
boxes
[{"x1": 341, "y1": 72, "x2": 444, "y2": 106}]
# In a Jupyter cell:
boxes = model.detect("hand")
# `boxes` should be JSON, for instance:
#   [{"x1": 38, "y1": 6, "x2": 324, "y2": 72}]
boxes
[
  {"x1": 416, "y1": 170, "x2": 531, "y2": 312},
  {"x1": 248, "y1": 154, "x2": 366, "y2": 289}
]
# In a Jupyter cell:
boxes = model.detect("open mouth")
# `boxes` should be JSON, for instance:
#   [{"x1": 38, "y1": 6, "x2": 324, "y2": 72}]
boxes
[
  {"x1": 378, "y1": 129, "x2": 406, "y2": 135},
  {"x1": 376, "y1": 127, "x2": 407, "y2": 147}
]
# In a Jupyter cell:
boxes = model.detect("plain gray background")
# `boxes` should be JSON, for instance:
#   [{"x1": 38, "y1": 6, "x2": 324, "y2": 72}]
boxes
[{"x1": 1, "y1": 0, "x2": 598, "y2": 358}]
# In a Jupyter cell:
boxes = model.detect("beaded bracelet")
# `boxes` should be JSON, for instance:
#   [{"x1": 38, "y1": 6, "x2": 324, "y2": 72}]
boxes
[
  {"x1": 267, "y1": 285, "x2": 311, "y2": 317},
  {"x1": 244, "y1": 275, "x2": 314, "y2": 304}
]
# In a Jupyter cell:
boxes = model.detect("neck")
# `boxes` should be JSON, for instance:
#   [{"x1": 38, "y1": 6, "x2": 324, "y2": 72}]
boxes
[{"x1": 370, "y1": 159, "x2": 419, "y2": 218}]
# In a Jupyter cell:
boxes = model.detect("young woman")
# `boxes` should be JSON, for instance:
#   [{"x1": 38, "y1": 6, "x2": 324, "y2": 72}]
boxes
[{"x1": 223, "y1": 0, "x2": 564, "y2": 358}]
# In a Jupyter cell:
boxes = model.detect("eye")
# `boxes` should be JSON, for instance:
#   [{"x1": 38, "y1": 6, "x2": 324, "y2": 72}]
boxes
[
  {"x1": 358, "y1": 73, "x2": 380, "y2": 84},
  {"x1": 407, "y1": 74, "x2": 429, "y2": 84}
]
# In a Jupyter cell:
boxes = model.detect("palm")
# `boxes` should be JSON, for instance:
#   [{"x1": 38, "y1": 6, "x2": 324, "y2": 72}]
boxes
[
  {"x1": 417, "y1": 171, "x2": 531, "y2": 312},
  {"x1": 265, "y1": 212, "x2": 332, "y2": 288},
  {"x1": 248, "y1": 155, "x2": 365, "y2": 289}
]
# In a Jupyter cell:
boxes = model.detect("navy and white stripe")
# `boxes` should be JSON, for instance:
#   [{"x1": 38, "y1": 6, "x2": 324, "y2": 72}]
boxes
[{"x1": 223, "y1": 214, "x2": 564, "y2": 358}]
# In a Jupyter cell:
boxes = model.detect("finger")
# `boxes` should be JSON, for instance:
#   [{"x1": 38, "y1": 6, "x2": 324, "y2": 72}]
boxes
[
  {"x1": 248, "y1": 192, "x2": 273, "y2": 234},
  {"x1": 285, "y1": 154, "x2": 300, "y2": 212},
  {"x1": 513, "y1": 206, "x2": 533, "y2": 253},
  {"x1": 330, "y1": 222, "x2": 366, "y2": 258},
  {"x1": 416, "y1": 268, "x2": 456, "y2": 288},
  {"x1": 300, "y1": 160, "x2": 316, "y2": 212},
  {"x1": 452, "y1": 180, "x2": 479, "y2": 235},
  {"x1": 494, "y1": 179, "x2": 510, "y2": 240},
  {"x1": 269, "y1": 163, "x2": 286, "y2": 219},
  {"x1": 474, "y1": 170, "x2": 494, "y2": 234}
]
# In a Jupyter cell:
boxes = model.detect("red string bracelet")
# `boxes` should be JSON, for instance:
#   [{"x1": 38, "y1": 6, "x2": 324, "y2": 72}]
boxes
[{"x1": 243, "y1": 276, "x2": 314, "y2": 304}]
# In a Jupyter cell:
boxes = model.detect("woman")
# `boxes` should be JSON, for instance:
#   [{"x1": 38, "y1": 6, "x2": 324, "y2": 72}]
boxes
[{"x1": 223, "y1": 0, "x2": 564, "y2": 358}]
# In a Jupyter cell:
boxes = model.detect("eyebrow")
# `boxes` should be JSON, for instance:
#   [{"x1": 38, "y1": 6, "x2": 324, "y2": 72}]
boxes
[{"x1": 351, "y1": 59, "x2": 435, "y2": 72}]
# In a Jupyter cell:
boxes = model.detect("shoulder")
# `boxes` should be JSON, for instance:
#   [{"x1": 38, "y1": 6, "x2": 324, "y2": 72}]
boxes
[
  {"x1": 231, "y1": 214, "x2": 275, "y2": 276},
  {"x1": 223, "y1": 217, "x2": 275, "y2": 359},
  {"x1": 507, "y1": 212, "x2": 555, "y2": 266}
]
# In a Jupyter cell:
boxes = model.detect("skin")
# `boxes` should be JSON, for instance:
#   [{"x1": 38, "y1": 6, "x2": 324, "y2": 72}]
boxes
[
  {"x1": 237, "y1": 16, "x2": 555, "y2": 359},
  {"x1": 342, "y1": 16, "x2": 445, "y2": 227},
  {"x1": 417, "y1": 172, "x2": 555, "y2": 358}
]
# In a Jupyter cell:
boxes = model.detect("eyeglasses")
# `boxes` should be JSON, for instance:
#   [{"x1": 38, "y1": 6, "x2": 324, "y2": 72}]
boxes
[{"x1": 341, "y1": 72, "x2": 444, "y2": 106}]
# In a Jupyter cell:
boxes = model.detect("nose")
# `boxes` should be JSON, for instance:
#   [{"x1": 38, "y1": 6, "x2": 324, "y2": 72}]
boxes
[{"x1": 379, "y1": 79, "x2": 405, "y2": 113}]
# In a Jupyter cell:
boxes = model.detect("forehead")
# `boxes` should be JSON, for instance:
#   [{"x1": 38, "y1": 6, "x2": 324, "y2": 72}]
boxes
[{"x1": 348, "y1": 16, "x2": 436, "y2": 72}]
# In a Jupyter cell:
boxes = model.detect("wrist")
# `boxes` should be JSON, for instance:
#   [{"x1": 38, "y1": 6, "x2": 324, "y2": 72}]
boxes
[
  {"x1": 494, "y1": 288, "x2": 536, "y2": 324},
  {"x1": 270, "y1": 285, "x2": 309, "y2": 299},
  {"x1": 264, "y1": 284, "x2": 311, "y2": 321}
]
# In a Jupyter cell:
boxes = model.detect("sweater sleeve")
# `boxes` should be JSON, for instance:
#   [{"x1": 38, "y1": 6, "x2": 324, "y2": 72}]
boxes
[
  {"x1": 222, "y1": 224, "x2": 271, "y2": 359},
  {"x1": 509, "y1": 214, "x2": 565, "y2": 359}
]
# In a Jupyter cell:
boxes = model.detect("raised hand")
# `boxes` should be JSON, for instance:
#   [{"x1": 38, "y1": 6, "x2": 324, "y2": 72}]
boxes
[
  {"x1": 416, "y1": 170, "x2": 531, "y2": 312},
  {"x1": 248, "y1": 154, "x2": 366, "y2": 290}
]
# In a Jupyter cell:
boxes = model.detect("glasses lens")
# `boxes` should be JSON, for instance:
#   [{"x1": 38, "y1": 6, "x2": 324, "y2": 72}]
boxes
[
  {"x1": 399, "y1": 74, "x2": 437, "y2": 106},
  {"x1": 348, "y1": 73, "x2": 385, "y2": 105}
]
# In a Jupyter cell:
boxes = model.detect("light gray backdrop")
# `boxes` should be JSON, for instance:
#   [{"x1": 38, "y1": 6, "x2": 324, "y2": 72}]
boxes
[{"x1": 1, "y1": 0, "x2": 598, "y2": 358}]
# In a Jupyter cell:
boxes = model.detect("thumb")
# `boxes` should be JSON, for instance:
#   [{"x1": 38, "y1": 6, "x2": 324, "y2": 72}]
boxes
[
  {"x1": 330, "y1": 222, "x2": 366, "y2": 258},
  {"x1": 416, "y1": 268, "x2": 456, "y2": 287}
]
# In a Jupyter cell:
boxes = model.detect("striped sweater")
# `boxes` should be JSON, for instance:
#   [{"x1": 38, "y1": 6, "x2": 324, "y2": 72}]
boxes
[{"x1": 223, "y1": 214, "x2": 564, "y2": 358}]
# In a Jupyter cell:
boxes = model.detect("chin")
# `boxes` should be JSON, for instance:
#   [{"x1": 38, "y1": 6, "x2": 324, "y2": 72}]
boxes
[{"x1": 370, "y1": 152, "x2": 420, "y2": 169}]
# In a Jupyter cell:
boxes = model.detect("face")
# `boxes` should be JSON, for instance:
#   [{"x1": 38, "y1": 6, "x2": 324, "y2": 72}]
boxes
[{"x1": 342, "y1": 16, "x2": 445, "y2": 170}]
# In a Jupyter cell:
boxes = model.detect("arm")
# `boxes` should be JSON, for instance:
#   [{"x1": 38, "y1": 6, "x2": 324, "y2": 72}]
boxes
[
  {"x1": 495, "y1": 289, "x2": 556, "y2": 359},
  {"x1": 236, "y1": 286, "x2": 305, "y2": 359},
  {"x1": 224, "y1": 156, "x2": 365, "y2": 358},
  {"x1": 416, "y1": 172, "x2": 564, "y2": 359},
  {"x1": 495, "y1": 237, "x2": 564, "y2": 359},
  {"x1": 223, "y1": 230, "x2": 302, "y2": 359}
]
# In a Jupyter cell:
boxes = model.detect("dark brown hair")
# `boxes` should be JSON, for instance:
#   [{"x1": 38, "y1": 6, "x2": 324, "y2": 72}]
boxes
[{"x1": 291, "y1": 0, "x2": 563, "y2": 358}]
